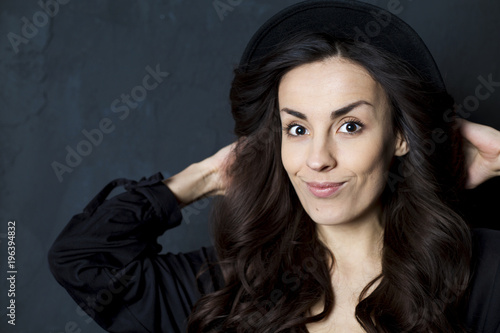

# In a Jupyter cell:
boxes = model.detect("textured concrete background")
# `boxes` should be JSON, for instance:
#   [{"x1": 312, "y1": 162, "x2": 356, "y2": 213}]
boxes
[{"x1": 0, "y1": 0, "x2": 499, "y2": 332}]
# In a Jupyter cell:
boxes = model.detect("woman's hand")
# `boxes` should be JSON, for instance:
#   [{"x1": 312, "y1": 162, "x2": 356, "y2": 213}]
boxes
[
  {"x1": 458, "y1": 119, "x2": 500, "y2": 189},
  {"x1": 162, "y1": 142, "x2": 237, "y2": 206},
  {"x1": 199, "y1": 142, "x2": 237, "y2": 196}
]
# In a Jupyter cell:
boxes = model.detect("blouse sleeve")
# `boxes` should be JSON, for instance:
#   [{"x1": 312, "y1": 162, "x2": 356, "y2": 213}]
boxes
[{"x1": 48, "y1": 172, "x2": 223, "y2": 333}]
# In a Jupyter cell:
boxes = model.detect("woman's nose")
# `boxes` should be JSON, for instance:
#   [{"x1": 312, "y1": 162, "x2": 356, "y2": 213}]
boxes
[{"x1": 306, "y1": 137, "x2": 337, "y2": 172}]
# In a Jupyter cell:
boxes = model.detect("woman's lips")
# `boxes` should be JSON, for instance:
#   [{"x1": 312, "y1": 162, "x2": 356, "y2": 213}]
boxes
[{"x1": 306, "y1": 182, "x2": 345, "y2": 198}]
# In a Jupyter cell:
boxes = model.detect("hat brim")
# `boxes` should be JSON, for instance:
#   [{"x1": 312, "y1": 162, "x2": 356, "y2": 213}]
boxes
[{"x1": 240, "y1": 0, "x2": 445, "y2": 92}]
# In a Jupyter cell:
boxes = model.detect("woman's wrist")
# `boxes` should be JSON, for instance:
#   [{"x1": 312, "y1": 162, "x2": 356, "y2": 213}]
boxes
[
  {"x1": 484, "y1": 130, "x2": 500, "y2": 180},
  {"x1": 494, "y1": 159, "x2": 500, "y2": 178},
  {"x1": 162, "y1": 161, "x2": 219, "y2": 207}
]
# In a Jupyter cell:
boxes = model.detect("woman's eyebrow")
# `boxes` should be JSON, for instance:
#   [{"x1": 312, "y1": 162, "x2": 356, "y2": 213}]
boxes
[{"x1": 280, "y1": 100, "x2": 373, "y2": 120}]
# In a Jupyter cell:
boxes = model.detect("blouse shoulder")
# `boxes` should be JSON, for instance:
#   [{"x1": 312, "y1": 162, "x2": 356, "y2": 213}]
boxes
[
  {"x1": 466, "y1": 228, "x2": 500, "y2": 333},
  {"x1": 472, "y1": 228, "x2": 500, "y2": 250}
]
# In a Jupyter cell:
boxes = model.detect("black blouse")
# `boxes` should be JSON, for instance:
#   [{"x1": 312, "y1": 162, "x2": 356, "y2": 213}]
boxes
[{"x1": 48, "y1": 173, "x2": 500, "y2": 333}]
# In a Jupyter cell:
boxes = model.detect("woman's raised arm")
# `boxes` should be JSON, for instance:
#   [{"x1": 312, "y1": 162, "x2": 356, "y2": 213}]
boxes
[
  {"x1": 48, "y1": 143, "x2": 236, "y2": 332},
  {"x1": 459, "y1": 119, "x2": 500, "y2": 189},
  {"x1": 163, "y1": 142, "x2": 236, "y2": 206}
]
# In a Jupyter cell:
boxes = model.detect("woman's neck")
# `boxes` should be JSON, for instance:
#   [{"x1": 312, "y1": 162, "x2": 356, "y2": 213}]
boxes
[{"x1": 316, "y1": 210, "x2": 384, "y2": 279}]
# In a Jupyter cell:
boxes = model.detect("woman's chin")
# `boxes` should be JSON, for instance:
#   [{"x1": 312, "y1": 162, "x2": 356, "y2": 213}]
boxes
[{"x1": 305, "y1": 210, "x2": 347, "y2": 226}]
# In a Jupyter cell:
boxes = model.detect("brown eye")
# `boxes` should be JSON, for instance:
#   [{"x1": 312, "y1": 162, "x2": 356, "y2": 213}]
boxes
[
  {"x1": 288, "y1": 125, "x2": 309, "y2": 136},
  {"x1": 339, "y1": 121, "x2": 363, "y2": 134}
]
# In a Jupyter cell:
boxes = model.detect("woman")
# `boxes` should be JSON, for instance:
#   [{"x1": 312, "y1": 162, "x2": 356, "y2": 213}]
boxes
[{"x1": 49, "y1": 1, "x2": 500, "y2": 332}]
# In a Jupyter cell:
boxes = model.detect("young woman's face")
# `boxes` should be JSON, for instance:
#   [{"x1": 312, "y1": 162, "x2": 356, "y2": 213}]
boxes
[{"x1": 279, "y1": 57, "x2": 408, "y2": 226}]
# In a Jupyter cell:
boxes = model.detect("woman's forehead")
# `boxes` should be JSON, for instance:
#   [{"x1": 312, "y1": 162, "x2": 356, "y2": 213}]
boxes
[{"x1": 278, "y1": 58, "x2": 389, "y2": 119}]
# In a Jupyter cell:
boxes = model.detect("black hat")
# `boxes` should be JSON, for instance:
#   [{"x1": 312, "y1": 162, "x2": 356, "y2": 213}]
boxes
[{"x1": 240, "y1": 0, "x2": 446, "y2": 92}]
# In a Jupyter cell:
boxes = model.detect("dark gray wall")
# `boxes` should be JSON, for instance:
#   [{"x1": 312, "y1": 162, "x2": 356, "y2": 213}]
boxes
[{"x1": 1, "y1": 0, "x2": 499, "y2": 332}]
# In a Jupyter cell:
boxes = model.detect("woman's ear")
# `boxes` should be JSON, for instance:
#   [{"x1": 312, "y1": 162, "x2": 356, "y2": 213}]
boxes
[{"x1": 394, "y1": 132, "x2": 409, "y2": 156}]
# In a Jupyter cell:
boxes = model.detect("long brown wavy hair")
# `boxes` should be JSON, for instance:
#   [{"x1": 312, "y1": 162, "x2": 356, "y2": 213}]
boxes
[{"x1": 187, "y1": 32, "x2": 472, "y2": 332}]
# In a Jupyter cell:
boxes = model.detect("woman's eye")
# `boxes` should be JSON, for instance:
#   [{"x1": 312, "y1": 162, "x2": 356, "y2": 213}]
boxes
[
  {"x1": 288, "y1": 125, "x2": 309, "y2": 136},
  {"x1": 338, "y1": 122, "x2": 363, "y2": 134}
]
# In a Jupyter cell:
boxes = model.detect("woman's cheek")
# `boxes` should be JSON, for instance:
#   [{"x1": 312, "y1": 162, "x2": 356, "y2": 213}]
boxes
[{"x1": 281, "y1": 140, "x2": 302, "y2": 172}]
